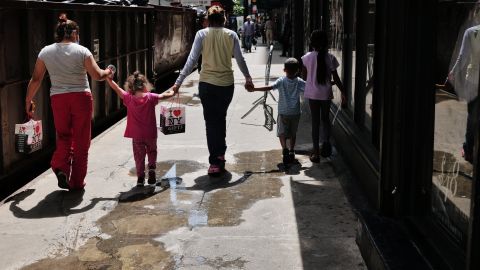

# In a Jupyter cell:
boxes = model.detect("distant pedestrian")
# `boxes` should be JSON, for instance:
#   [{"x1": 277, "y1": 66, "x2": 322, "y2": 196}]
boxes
[
  {"x1": 301, "y1": 30, "x2": 346, "y2": 163},
  {"x1": 280, "y1": 17, "x2": 291, "y2": 57},
  {"x1": 260, "y1": 20, "x2": 266, "y2": 44},
  {"x1": 172, "y1": 5, "x2": 253, "y2": 177},
  {"x1": 265, "y1": 17, "x2": 274, "y2": 45},
  {"x1": 243, "y1": 16, "x2": 255, "y2": 53},
  {"x1": 106, "y1": 71, "x2": 175, "y2": 186},
  {"x1": 25, "y1": 14, "x2": 112, "y2": 191},
  {"x1": 248, "y1": 58, "x2": 305, "y2": 166}
]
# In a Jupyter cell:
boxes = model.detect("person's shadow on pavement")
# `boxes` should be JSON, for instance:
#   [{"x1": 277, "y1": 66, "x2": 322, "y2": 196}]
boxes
[
  {"x1": 187, "y1": 171, "x2": 252, "y2": 192},
  {"x1": 7, "y1": 189, "x2": 115, "y2": 218},
  {"x1": 118, "y1": 185, "x2": 169, "y2": 203}
]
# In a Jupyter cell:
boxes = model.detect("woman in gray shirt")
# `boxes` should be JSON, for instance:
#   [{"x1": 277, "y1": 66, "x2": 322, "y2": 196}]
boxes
[{"x1": 25, "y1": 14, "x2": 111, "y2": 191}]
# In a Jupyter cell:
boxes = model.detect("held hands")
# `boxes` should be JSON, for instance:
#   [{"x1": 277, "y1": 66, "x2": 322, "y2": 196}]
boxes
[
  {"x1": 172, "y1": 84, "x2": 180, "y2": 94},
  {"x1": 244, "y1": 76, "x2": 254, "y2": 92},
  {"x1": 161, "y1": 90, "x2": 176, "y2": 99},
  {"x1": 106, "y1": 64, "x2": 116, "y2": 79}
]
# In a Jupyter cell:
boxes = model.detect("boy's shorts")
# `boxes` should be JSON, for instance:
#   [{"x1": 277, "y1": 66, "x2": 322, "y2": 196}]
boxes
[{"x1": 277, "y1": 114, "x2": 300, "y2": 138}]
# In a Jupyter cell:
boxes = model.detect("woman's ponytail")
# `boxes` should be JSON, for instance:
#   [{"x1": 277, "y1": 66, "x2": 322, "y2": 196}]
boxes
[{"x1": 55, "y1": 13, "x2": 79, "y2": 42}]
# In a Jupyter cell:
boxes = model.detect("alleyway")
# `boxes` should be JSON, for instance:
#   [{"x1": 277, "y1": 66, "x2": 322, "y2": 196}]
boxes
[{"x1": 0, "y1": 44, "x2": 366, "y2": 270}]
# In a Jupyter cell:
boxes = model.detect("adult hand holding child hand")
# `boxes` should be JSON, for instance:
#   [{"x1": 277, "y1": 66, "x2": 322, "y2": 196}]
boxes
[
  {"x1": 245, "y1": 76, "x2": 254, "y2": 92},
  {"x1": 172, "y1": 84, "x2": 180, "y2": 94}
]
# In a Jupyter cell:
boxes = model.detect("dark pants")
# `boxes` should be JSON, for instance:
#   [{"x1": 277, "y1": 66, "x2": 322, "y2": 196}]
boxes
[
  {"x1": 309, "y1": 99, "x2": 332, "y2": 152},
  {"x1": 464, "y1": 97, "x2": 479, "y2": 160},
  {"x1": 281, "y1": 40, "x2": 290, "y2": 56},
  {"x1": 245, "y1": 35, "x2": 253, "y2": 51},
  {"x1": 199, "y1": 82, "x2": 234, "y2": 165}
]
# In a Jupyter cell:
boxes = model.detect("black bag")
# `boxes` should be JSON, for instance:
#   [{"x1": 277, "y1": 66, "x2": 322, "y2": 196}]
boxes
[{"x1": 252, "y1": 38, "x2": 257, "y2": 46}]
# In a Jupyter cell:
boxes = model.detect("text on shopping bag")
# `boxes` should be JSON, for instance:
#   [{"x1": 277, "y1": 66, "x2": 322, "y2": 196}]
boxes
[
  {"x1": 159, "y1": 105, "x2": 185, "y2": 134},
  {"x1": 15, "y1": 119, "x2": 43, "y2": 153}
]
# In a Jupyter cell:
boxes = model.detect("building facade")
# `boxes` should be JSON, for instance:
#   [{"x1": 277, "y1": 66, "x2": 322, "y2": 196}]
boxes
[{"x1": 288, "y1": 0, "x2": 480, "y2": 269}]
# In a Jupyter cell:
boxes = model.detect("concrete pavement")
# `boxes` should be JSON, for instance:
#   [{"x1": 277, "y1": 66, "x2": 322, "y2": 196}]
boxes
[{"x1": 0, "y1": 44, "x2": 366, "y2": 270}]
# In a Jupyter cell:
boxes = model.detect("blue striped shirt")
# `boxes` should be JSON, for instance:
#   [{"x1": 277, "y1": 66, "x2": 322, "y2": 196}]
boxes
[{"x1": 271, "y1": 76, "x2": 305, "y2": 115}]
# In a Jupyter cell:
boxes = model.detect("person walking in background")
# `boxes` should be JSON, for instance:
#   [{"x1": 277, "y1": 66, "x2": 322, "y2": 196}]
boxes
[
  {"x1": 172, "y1": 5, "x2": 253, "y2": 177},
  {"x1": 247, "y1": 58, "x2": 305, "y2": 167},
  {"x1": 260, "y1": 19, "x2": 266, "y2": 44},
  {"x1": 243, "y1": 15, "x2": 255, "y2": 53},
  {"x1": 25, "y1": 14, "x2": 112, "y2": 191},
  {"x1": 265, "y1": 17, "x2": 274, "y2": 45},
  {"x1": 301, "y1": 30, "x2": 346, "y2": 163},
  {"x1": 280, "y1": 17, "x2": 292, "y2": 57},
  {"x1": 448, "y1": 23, "x2": 480, "y2": 163},
  {"x1": 105, "y1": 71, "x2": 175, "y2": 187}
]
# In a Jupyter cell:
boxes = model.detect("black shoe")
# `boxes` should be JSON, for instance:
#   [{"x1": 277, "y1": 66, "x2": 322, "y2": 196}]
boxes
[
  {"x1": 137, "y1": 176, "x2": 145, "y2": 187},
  {"x1": 320, "y1": 142, "x2": 332, "y2": 158},
  {"x1": 147, "y1": 169, "x2": 156, "y2": 185},
  {"x1": 55, "y1": 170, "x2": 70, "y2": 190}
]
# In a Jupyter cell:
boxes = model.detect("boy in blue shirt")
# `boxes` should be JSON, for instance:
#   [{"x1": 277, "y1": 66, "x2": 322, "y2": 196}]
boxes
[{"x1": 248, "y1": 58, "x2": 306, "y2": 165}]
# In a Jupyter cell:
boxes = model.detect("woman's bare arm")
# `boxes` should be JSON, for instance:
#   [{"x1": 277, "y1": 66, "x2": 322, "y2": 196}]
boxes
[
  {"x1": 25, "y1": 58, "x2": 47, "y2": 116},
  {"x1": 85, "y1": 55, "x2": 111, "y2": 81}
]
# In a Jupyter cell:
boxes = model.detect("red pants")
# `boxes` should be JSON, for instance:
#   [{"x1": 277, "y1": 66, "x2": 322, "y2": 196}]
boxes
[
  {"x1": 132, "y1": 138, "x2": 157, "y2": 177},
  {"x1": 50, "y1": 92, "x2": 93, "y2": 189}
]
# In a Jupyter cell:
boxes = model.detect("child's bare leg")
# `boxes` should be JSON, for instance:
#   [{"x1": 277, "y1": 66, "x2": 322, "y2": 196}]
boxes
[
  {"x1": 289, "y1": 136, "x2": 296, "y2": 151},
  {"x1": 279, "y1": 135, "x2": 287, "y2": 150}
]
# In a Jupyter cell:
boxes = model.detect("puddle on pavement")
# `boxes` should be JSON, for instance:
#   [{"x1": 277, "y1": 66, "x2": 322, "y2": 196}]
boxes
[
  {"x1": 128, "y1": 159, "x2": 206, "y2": 178},
  {"x1": 21, "y1": 150, "x2": 284, "y2": 270}
]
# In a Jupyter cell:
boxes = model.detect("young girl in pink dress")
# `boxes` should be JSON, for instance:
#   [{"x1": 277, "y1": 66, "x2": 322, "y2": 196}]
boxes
[
  {"x1": 301, "y1": 30, "x2": 346, "y2": 162},
  {"x1": 106, "y1": 71, "x2": 175, "y2": 186}
]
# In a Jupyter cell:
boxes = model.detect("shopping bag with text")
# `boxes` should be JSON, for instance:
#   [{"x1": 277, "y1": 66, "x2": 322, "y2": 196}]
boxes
[
  {"x1": 15, "y1": 119, "x2": 43, "y2": 153},
  {"x1": 159, "y1": 105, "x2": 185, "y2": 135}
]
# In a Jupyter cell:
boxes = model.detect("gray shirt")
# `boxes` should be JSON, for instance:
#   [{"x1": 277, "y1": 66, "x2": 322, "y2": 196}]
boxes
[
  {"x1": 243, "y1": 21, "x2": 255, "y2": 36},
  {"x1": 38, "y1": 43, "x2": 92, "y2": 96}
]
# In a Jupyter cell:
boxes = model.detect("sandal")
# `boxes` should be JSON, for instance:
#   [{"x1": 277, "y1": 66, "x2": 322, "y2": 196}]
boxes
[
  {"x1": 309, "y1": 153, "x2": 320, "y2": 163},
  {"x1": 320, "y1": 142, "x2": 332, "y2": 158},
  {"x1": 217, "y1": 155, "x2": 226, "y2": 169},
  {"x1": 208, "y1": 164, "x2": 224, "y2": 177}
]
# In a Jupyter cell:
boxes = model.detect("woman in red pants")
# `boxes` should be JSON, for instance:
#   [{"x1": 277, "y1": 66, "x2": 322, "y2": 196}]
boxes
[{"x1": 25, "y1": 14, "x2": 111, "y2": 191}]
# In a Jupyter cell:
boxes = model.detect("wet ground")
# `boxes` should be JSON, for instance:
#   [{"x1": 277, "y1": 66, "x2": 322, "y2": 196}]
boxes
[{"x1": 1, "y1": 45, "x2": 365, "y2": 270}]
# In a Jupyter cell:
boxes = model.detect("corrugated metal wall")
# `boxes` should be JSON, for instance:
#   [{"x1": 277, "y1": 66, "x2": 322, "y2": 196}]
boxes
[{"x1": 0, "y1": 1, "x2": 195, "y2": 182}]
